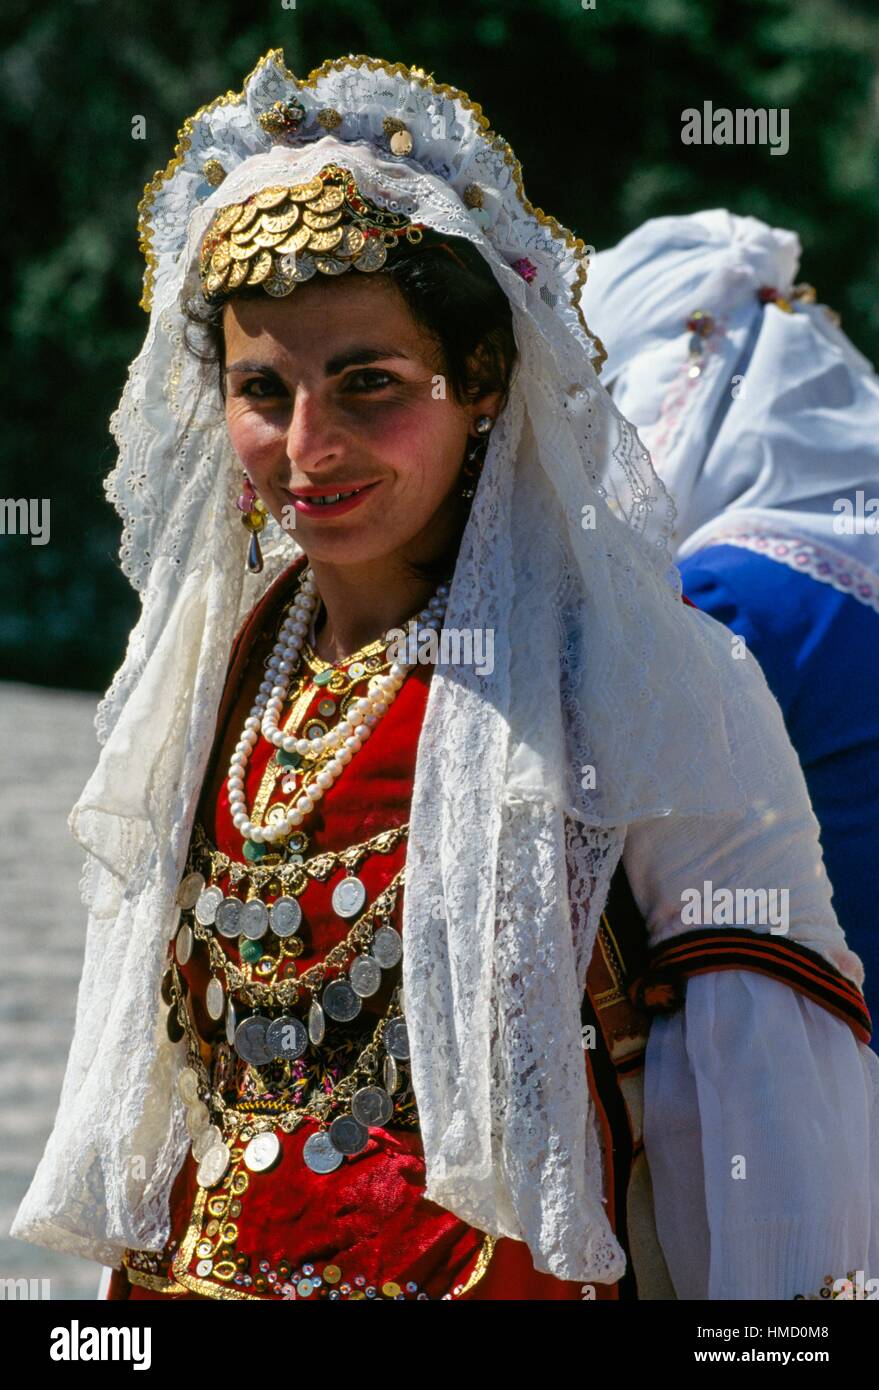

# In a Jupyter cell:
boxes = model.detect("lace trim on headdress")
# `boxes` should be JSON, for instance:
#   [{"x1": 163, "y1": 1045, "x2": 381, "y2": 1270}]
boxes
[{"x1": 136, "y1": 49, "x2": 606, "y2": 369}]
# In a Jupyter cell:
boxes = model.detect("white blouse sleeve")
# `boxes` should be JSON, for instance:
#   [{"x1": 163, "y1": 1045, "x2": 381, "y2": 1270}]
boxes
[
  {"x1": 642, "y1": 971, "x2": 879, "y2": 1299},
  {"x1": 621, "y1": 742, "x2": 878, "y2": 1299}
]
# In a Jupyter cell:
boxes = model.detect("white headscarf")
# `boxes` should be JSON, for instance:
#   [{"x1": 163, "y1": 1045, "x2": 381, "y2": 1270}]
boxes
[
  {"x1": 10, "y1": 55, "x2": 846, "y2": 1280},
  {"x1": 583, "y1": 209, "x2": 879, "y2": 607}
]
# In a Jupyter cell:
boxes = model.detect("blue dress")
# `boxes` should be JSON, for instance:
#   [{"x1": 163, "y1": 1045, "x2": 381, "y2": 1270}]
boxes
[{"x1": 679, "y1": 543, "x2": 879, "y2": 1047}]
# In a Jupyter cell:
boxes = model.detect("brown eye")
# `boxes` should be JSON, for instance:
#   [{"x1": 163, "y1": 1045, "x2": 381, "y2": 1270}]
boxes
[
  {"x1": 241, "y1": 377, "x2": 282, "y2": 398},
  {"x1": 343, "y1": 369, "x2": 394, "y2": 392}
]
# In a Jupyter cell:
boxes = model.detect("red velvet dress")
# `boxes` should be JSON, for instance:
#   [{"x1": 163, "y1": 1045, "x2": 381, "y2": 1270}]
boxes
[{"x1": 106, "y1": 553, "x2": 652, "y2": 1302}]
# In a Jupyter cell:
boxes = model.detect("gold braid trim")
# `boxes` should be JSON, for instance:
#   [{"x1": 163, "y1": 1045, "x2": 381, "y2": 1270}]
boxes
[{"x1": 122, "y1": 1264, "x2": 190, "y2": 1295}]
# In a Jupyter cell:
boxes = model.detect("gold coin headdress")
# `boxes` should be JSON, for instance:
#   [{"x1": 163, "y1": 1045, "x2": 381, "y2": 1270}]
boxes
[
  {"x1": 199, "y1": 162, "x2": 426, "y2": 303},
  {"x1": 136, "y1": 48, "x2": 604, "y2": 366}
]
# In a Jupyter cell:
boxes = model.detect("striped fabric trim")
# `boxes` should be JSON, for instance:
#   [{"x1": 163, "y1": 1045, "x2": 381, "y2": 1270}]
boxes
[{"x1": 629, "y1": 928, "x2": 872, "y2": 1045}]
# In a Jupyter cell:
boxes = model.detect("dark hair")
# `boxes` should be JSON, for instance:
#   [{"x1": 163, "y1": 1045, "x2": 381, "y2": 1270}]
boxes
[{"x1": 180, "y1": 229, "x2": 517, "y2": 585}]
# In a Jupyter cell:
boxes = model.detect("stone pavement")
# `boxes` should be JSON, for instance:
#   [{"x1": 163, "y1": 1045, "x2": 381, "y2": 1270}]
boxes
[{"x1": 0, "y1": 682, "x2": 106, "y2": 1299}]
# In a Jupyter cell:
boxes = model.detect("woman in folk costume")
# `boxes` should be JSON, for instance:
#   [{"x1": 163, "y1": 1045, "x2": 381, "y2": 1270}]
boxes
[
  {"x1": 11, "y1": 53, "x2": 879, "y2": 1303},
  {"x1": 583, "y1": 211, "x2": 879, "y2": 1040}
]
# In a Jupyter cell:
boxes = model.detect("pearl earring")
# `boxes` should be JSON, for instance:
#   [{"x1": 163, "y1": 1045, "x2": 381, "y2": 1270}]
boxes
[{"x1": 460, "y1": 419, "x2": 493, "y2": 500}]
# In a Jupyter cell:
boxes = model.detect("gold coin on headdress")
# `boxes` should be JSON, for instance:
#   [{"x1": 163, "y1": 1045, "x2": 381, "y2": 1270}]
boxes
[
  {"x1": 251, "y1": 227, "x2": 293, "y2": 248},
  {"x1": 389, "y1": 129, "x2": 414, "y2": 156},
  {"x1": 263, "y1": 272, "x2": 296, "y2": 298},
  {"x1": 335, "y1": 226, "x2": 366, "y2": 259},
  {"x1": 203, "y1": 158, "x2": 227, "y2": 188},
  {"x1": 282, "y1": 253, "x2": 318, "y2": 283},
  {"x1": 306, "y1": 226, "x2": 344, "y2": 253},
  {"x1": 227, "y1": 259, "x2": 250, "y2": 290},
  {"x1": 210, "y1": 242, "x2": 233, "y2": 272},
  {"x1": 229, "y1": 225, "x2": 259, "y2": 246},
  {"x1": 261, "y1": 206, "x2": 300, "y2": 234},
  {"x1": 306, "y1": 186, "x2": 346, "y2": 214},
  {"x1": 254, "y1": 185, "x2": 290, "y2": 209},
  {"x1": 228, "y1": 239, "x2": 261, "y2": 260},
  {"x1": 275, "y1": 224, "x2": 313, "y2": 254},
  {"x1": 232, "y1": 201, "x2": 261, "y2": 234},
  {"x1": 303, "y1": 208, "x2": 343, "y2": 230},
  {"x1": 287, "y1": 177, "x2": 325, "y2": 203},
  {"x1": 353, "y1": 237, "x2": 388, "y2": 271},
  {"x1": 212, "y1": 204, "x2": 244, "y2": 235},
  {"x1": 246, "y1": 249, "x2": 274, "y2": 285},
  {"x1": 313, "y1": 256, "x2": 350, "y2": 276},
  {"x1": 204, "y1": 264, "x2": 231, "y2": 296}
]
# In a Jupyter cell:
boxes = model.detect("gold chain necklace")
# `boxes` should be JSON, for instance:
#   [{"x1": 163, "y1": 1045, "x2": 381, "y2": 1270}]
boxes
[
  {"x1": 184, "y1": 818, "x2": 408, "y2": 899},
  {"x1": 179, "y1": 864, "x2": 406, "y2": 1011}
]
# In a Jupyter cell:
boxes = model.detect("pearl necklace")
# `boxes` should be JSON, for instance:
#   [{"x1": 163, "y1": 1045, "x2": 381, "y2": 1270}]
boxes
[{"x1": 227, "y1": 568, "x2": 449, "y2": 847}]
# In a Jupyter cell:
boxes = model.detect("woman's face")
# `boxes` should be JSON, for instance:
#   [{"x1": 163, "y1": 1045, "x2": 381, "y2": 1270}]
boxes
[{"x1": 223, "y1": 274, "x2": 500, "y2": 570}]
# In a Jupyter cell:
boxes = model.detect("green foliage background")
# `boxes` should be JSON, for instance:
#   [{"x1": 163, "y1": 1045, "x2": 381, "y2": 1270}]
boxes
[{"x1": 3, "y1": 0, "x2": 878, "y2": 690}]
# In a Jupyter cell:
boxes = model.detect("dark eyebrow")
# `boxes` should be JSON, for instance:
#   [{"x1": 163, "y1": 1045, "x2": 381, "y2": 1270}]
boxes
[
  {"x1": 225, "y1": 359, "x2": 283, "y2": 377},
  {"x1": 324, "y1": 346, "x2": 409, "y2": 376},
  {"x1": 225, "y1": 346, "x2": 409, "y2": 379}
]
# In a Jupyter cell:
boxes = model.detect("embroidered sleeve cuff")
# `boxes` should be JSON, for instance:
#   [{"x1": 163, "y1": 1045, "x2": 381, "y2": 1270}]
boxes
[{"x1": 629, "y1": 927, "x2": 872, "y2": 1045}]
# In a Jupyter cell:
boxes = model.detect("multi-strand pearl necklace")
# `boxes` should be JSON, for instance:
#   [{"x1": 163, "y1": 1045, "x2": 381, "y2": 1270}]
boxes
[{"x1": 227, "y1": 568, "x2": 450, "y2": 848}]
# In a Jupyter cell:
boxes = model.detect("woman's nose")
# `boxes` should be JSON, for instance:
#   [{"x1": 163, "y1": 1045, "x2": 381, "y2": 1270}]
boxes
[{"x1": 285, "y1": 386, "x2": 342, "y2": 470}]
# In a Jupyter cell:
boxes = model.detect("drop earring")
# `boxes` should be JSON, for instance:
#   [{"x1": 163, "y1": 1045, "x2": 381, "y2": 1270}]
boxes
[
  {"x1": 235, "y1": 473, "x2": 268, "y2": 574},
  {"x1": 459, "y1": 416, "x2": 493, "y2": 499}
]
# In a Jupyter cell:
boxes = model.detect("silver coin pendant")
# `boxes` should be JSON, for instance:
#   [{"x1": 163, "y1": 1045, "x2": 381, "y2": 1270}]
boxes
[
  {"x1": 215, "y1": 897, "x2": 243, "y2": 939},
  {"x1": 331, "y1": 875, "x2": 367, "y2": 919},
  {"x1": 383, "y1": 1054, "x2": 399, "y2": 1094},
  {"x1": 206, "y1": 977, "x2": 225, "y2": 1021},
  {"x1": 177, "y1": 871, "x2": 205, "y2": 909},
  {"x1": 308, "y1": 998, "x2": 326, "y2": 1045},
  {"x1": 322, "y1": 978, "x2": 362, "y2": 1022},
  {"x1": 384, "y1": 1016, "x2": 410, "y2": 1060},
  {"x1": 270, "y1": 895, "x2": 302, "y2": 938},
  {"x1": 234, "y1": 1015, "x2": 272, "y2": 1066},
  {"x1": 195, "y1": 886, "x2": 224, "y2": 926},
  {"x1": 185, "y1": 1100, "x2": 210, "y2": 1139},
  {"x1": 192, "y1": 1123, "x2": 222, "y2": 1163},
  {"x1": 349, "y1": 954, "x2": 382, "y2": 998},
  {"x1": 240, "y1": 898, "x2": 269, "y2": 940},
  {"x1": 329, "y1": 1113, "x2": 369, "y2": 1155},
  {"x1": 243, "y1": 1131, "x2": 281, "y2": 1173},
  {"x1": 351, "y1": 1085, "x2": 394, "y2": 1128},
  {"x1": 265, "y1": 1014, "x2": 308, "y2": 1060},
  {"x1": 175, "y1": 922, "x2": 193, "y2": 966},
  {"x1": 225, "y1": 998, "x2": 237, "y2": 1046},
  {"x1": 197, "y1": 1141, "x2": 231, "y2": 1189},
  {"x1": 303, "y1": 1129, "x2": 343, "y2": 1174},
  {"x1": 371, "y1": 925, "x2": 403, "y2": 969},
  {"x1": 177, "y1": 1066, "x2": 200, "y2": 1106}
]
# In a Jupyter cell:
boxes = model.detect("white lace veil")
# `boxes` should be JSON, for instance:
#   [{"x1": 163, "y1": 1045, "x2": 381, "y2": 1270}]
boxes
[{"x1": 11, "y1": 52, "x2": 788, "y2": 1278}]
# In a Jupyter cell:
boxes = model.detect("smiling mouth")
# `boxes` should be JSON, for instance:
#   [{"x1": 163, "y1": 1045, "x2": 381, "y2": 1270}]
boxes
[
  {"x1": 288, "y1": 482, "x2": 380, "y2": 508},
  {"x1": 292, "y1": 488, "x2": 363, "y2": 506}
]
